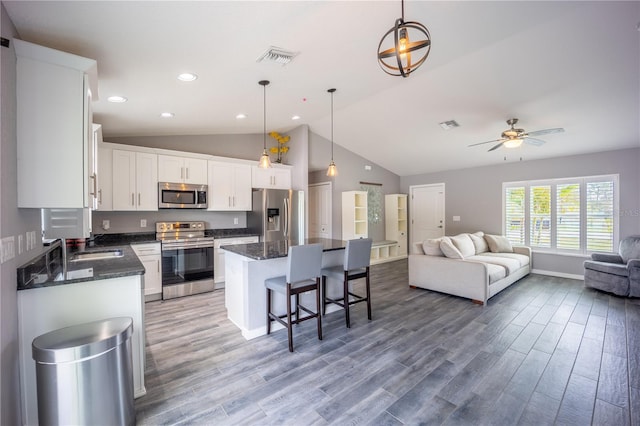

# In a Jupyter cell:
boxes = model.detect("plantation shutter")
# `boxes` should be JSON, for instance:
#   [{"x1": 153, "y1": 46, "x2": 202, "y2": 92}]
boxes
[
  {"x1": 556, "y1": 183, "x2": 581, "y2": 250},
  {"x1": 530, "y1": 185, "x2": 551, "y2": 248},
  {"x1": 505, "y1": 186, "x2": 525, "y2": 245},
  {"x1": 586, "y1": 181, "x2": 615, "y2": 252}
]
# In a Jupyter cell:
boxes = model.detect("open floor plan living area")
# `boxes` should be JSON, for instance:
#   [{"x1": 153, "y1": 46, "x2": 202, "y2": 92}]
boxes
[{"x1": 1, "y1": 1, "x2": 639, "y2": 425}]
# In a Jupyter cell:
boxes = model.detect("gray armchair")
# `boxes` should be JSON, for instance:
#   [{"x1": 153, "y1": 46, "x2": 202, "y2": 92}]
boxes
[{"x1": 584, "y1": 235, "x2": 640, "y2": 297}]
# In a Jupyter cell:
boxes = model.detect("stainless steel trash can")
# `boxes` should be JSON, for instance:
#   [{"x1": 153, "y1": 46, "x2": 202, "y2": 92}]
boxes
[{"x1": 32, "y1": 317, "x2": 135, "y2": 426}]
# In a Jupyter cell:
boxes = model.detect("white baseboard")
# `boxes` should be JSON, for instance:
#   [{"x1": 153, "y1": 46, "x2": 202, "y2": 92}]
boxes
[{"x1": 532, "y1": 269, "x2": 584, "y2": 281}]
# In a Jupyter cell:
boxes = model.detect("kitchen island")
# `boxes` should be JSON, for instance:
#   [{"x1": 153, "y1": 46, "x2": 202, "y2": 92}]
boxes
[
  {"x1": 222, "y1": 238, "x2": 346, "y2": 340},
  {"x1": 16, "y1": 241, "x2": 146, "y2": 426}
]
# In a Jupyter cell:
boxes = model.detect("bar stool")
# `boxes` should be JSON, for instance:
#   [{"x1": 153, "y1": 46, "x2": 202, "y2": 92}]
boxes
[
  {"x1": 321, "y1": 238, "x2": 373, "y2": 328},
  {"x1": 265, "y1": 243, "x2": 323, "y2": 352}
]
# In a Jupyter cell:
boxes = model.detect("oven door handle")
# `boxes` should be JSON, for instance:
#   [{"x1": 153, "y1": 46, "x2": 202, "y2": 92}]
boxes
[{"x1": 161, "y1": 242, "x2": 215, "y2": 250}]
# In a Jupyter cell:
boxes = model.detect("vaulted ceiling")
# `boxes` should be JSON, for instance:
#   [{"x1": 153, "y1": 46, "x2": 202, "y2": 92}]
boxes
[{"x1": 4, "y1": 1, "x2": 639, "y2": 176}]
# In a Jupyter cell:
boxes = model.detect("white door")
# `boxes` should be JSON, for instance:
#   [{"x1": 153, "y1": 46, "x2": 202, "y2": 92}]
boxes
[
  {"x1": 309, "y1": 182, "x2": 332, "y2": 239},
  {"x1": 410, "y1": 183, "x2": 445, "y2": 247}
]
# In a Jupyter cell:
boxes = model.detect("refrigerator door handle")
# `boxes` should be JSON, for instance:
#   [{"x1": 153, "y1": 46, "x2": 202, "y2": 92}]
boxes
[{"x1": 283, "y1": 197, "x2": 289, "y2": 239}]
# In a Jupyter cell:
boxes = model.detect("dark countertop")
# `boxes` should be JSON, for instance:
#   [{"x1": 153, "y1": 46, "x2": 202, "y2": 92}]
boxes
[
  {"x1": 17, "y1": 241, "x2": 145, "y2": 290},
  {"x1": 222, "y1": 238, "x2": 346, "y2": 261},
  {"x1": 17, "y1": 228, "x2": 257, "y2": 290}
]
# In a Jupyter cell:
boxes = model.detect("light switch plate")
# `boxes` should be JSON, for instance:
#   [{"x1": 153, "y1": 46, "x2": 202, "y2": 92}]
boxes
[
  {"x1": 1, "y1": 236, "x2": 15, "y2": 263},
  {"x1": 453, "y1": 216, "x2": 461, "y2": 222},
  {"x1": 18, "y1": 234, "x2": 24, "y2": 255}
]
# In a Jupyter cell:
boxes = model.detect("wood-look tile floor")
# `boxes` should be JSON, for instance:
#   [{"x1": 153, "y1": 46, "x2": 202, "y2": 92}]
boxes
[{"x1": 136, "y1": 260, "x2": 640, "y2": 425}]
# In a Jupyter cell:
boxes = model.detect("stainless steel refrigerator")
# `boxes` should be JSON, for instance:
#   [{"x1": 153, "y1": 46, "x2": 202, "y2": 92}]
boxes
[{"x1": 247, "y1": 188, "x2": 305, "y2": 243}]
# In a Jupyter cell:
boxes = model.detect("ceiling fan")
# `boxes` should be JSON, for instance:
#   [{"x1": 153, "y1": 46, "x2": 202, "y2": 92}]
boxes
[{"x1": 468, "y1": 118, "x2": 564, "y2": 151}]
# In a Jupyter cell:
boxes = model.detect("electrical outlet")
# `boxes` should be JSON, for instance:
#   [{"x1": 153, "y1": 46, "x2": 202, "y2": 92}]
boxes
[
  {"x1": 18, "y1": 234, "x2": 24, "y2": 255},
  {"x1": 102, "y1": 220, "x2": 110, "y2": 230},
  {"x1": 140, "y1": 219, "x2": 147, "y2": 228},
  {"x1": 233, "y1": 217, "x2": 239, "y2": 225}
]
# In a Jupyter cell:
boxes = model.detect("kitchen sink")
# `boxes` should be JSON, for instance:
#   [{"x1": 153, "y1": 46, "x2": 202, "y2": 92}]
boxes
[{"x1": 70, "y1": 249, "x2": 124, "y2": 262}]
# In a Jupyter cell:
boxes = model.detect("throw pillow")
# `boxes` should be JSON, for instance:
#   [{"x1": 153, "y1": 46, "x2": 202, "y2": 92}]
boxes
[
  {"x1": 422, "y1": 238, "x2": 444, "y2": 256},
  {"x1": 450, "y1": 233, "x2": 475, "y2": 258},
  {"x1": 484, "y1": 234, "x2": 514, "y2": 253},
  {"x1": 440, "y1": 237, "x2": 464, "y2": 259},
  {"x1": 469, "y1": 232, "x2": 489, "y2": 254}
]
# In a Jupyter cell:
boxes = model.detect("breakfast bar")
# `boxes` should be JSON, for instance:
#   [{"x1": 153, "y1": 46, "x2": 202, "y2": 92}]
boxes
[{"x1": 222, "y1": 238, "x2": 346, "y2": 339}]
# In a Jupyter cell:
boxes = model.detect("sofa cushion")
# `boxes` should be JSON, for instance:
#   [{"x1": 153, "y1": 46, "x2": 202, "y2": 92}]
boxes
[
  {"x1": 584, "y1": 260, "x2": 629, "y2": 277},
  {"x1": 440, "y1": 237, "x2": 464, "y2": 259},
  {"x1": 466, "y1": 255, "x2": 522, "y2": 275},
  {"x1": 619, "y1": 235, "x2": 640, "y2": 264},
  {"x1": 485, "y1": 263, "x2": 508, "y2": 284},
  {"x1": 450, "y1": 234, "x2": 476, "y2": 258},
  {"x1": 469, "y1": 232, "x2": 489, "y2": 254},
  {"x1": 484, "y1": 234, "x2": 514, "y2": 253},
  {"x1": 422, "y1": 238, "x2": 444, "y2": 256},
  {"x1": 480, "y1": 252, "x2": 530, "y2": 268}
]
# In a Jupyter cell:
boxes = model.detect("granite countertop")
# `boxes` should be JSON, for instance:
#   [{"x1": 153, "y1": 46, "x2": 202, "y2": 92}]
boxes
[
  {"x1": 222, "y1": 238, "x2": 346, "y2": 261},
  {"x1": 205, "y1": 228, "x2": 260, "y2": 239}
]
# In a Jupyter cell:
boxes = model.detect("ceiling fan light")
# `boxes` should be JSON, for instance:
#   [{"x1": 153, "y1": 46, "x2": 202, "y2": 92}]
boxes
[{"x1": 504, "y1": 138, "x2": 523, "y2": 148}]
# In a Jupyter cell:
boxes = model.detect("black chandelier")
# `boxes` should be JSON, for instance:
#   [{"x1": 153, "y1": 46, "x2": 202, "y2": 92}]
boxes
[{"x1": 377, "y1": 0, "x2": 431, "y2": 78}]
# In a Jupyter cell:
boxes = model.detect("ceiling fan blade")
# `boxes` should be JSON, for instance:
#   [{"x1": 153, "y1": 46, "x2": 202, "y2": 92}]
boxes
[
  {"x1": 524, "y1": 137, "x2": 546, "y2": 146},
  {"x1": 488, "y1": 142, "x2": 504, "y2": 152},
  {"x1": 526, "y1": 127, "x2": 564, "y2": 137},
  {"x1": 468, "y1": 138, "x2": 504, "y2": 147}
]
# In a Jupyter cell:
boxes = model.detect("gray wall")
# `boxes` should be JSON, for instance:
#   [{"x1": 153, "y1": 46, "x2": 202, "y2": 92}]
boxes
[
  {"x1": 401, "y1": 148, "x2": 640, "y2": 276},
  {"x1": 309, "y1": 131, "x2": 401, "y2": 241},
  {"x1": 1, "y1": 7, "x2": 44, "y2": 424}
]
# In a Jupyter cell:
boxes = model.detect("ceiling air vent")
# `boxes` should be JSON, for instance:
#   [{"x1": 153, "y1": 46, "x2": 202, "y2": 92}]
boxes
[
  {"x1": 256, "y1": 46, "x2": 299, "y2": 65},
  {"x1": 439, "y1": 120, "x2": 460, "y2": 130}
]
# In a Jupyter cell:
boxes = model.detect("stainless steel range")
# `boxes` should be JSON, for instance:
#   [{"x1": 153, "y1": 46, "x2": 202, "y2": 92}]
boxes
[{"x1": 156, "y1": 221, "x2": 215, "y2": 300}]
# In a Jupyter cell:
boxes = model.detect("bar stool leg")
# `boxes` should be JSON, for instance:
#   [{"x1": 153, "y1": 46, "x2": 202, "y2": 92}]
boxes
[
  {"x1": 266, "y1": 288, "x2": 272, "y2": 335},
  {"x1": 286, "y1": 286, "x2": 294, "y2": 352},
  {"x1": 344, "y1": 271, "x2": 351, "y2": 328},
  {"x1": 315, "y1": 277, "x2": 322, "y2": 340},
  {"x1": 365, "y1": 267, "x2": 372, "y2": 321},
  {"x1": 321, "y1": 276, "x2": 327, "y2": 315}
]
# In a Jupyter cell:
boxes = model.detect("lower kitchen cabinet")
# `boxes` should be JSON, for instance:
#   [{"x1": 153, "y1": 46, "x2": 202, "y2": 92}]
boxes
[
  {"x1": 214, "y1": 236, "x2": 259, "y2": 287},
  {"x1": 132, "y1": 242, "x2": 161, "y2": 301}
]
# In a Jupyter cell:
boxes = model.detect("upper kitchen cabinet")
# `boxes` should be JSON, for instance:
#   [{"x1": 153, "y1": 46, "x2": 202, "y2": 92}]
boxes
[
  {"x1": 251, "y1": 165, "x2": 292, "y2": 190},
  {"x1": 112, "y1": 150, "x2": 158, "y2": 211},
  {"x1": 97, "y1": 140, "x2": 113, "y2": 211},
  {"x1": 208, "y1": 161, "x2": 252, "y2": 211},
  {"x1": 15, "y1": 39, "x2": 98, "y2": 209},
  {"x1": 158, "y1": 155, "x2": 207, "y2": 185}
]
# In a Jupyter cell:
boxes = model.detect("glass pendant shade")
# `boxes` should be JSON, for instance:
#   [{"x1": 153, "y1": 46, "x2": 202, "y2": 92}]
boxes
[
  {"x1": 504, "y1": 138, "x2": 523, "y2": 148},
  {"x1": 258, "y1": 80, "x2": 271, "y2": 168},
  {"x1": 326, "y1": 88, "x2": 338, "y2": 177}
]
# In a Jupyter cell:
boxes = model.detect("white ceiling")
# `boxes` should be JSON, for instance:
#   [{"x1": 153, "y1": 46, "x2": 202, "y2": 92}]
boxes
[{"x1": 4, "y1": 1, "x2": 640, "y2": 176}]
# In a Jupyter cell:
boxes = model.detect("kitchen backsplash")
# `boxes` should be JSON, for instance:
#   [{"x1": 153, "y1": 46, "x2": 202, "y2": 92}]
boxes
[{"x1": 92, "y1": 210, "x2": 247, "y2": 234}]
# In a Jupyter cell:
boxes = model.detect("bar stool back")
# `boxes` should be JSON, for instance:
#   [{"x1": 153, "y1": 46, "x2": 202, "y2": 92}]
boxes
[
  {"x1": 322, "y1": 238, "x2": 373, "y2": 328},
  {"x1": 265, "y1": 243, "x2": 323, "y2": 352}
]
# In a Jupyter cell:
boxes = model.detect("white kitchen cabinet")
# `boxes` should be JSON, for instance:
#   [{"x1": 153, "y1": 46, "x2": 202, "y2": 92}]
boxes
[
  {"x1": 251, "y1": 166, "x2": 291, "y2": 189},
  {"x1": 158, "y1": 154, "x2": 207, "y2": 185},
  {"x1": 208, "y1": 161, "x2": 252, "y2": 211},
  {"x1": 15, "y1": 39, "x2": 98, "y2": 209},
  {"x1": 132, "y1": 243, "x2": 162, "y2": 301},
  {"x1": 214, "y1": 236, "x2": 259, "y2": 286},
  {"x1": 96, "y1": 139, "x2": 113, "y2": 211},
  {"x1": 112, "y1": 150, "x2": 158, "y2": 211},
  {"x1": 342, "y1": 190, "x2": 368, "y2": 241}
]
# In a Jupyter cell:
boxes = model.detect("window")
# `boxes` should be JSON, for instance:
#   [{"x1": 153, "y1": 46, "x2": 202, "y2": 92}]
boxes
[{"x1": 503, "y1": 175, "x2": 618, "y2": 254}]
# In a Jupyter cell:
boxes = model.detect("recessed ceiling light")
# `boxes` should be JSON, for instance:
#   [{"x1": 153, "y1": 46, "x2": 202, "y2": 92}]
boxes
[
  {"x1": 177, "y1": 73, "x2": 198, "y2": 82},
  {"x1": 291, "y1": 115, "x2": 301, "y2": 120},
  {"x1": 236, "y1": 113, "x2": 247, "y2": 119},
  {"x1": 107, "y1": 96, "x2": 127, "y2": 103},
  {"x1": 160, "y1": 112, "x2": 174, "y2": 118}
]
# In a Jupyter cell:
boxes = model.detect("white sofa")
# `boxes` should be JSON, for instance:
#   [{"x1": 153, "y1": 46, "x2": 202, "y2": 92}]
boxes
[{"x1": 408, "y1": 232, "x2": 531, "y2": 304}]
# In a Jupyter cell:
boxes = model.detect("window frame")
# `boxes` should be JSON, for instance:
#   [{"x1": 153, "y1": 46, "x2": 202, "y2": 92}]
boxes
[{"x1": 502, "y1": 174, "x2": 619, "y2": 255}]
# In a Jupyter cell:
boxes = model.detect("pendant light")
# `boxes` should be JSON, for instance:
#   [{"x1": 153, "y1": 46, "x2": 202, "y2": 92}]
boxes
[
  {"x1": 326, "y1": 88, "x2": 338, "y2": 177},
  {"x1": 377, "y1": 0, "x2": 431, "y2": 78},
  {"x1": 258, "y1": 80, "x2": 271, "y2": 168}
]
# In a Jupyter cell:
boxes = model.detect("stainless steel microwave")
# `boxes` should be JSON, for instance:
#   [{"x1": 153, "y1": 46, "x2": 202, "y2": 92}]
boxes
[{"x1": 158, "y1": 182, "x2": 208, "y2": 209}]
